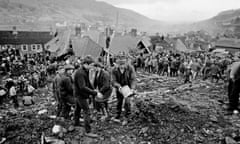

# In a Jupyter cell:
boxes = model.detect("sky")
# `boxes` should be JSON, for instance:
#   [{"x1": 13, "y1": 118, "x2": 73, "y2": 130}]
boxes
[{"x1": 97, "y1": 0, "x2": 240, "y2": 23}]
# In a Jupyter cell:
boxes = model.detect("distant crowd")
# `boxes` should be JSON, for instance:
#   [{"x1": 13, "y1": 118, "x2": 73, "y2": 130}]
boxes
[{"x1": 132, "y1": 51, "x2": 233, "y2": 83}]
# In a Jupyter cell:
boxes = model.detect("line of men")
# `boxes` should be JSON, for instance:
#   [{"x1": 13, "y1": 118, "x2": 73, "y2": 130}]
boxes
[{"x1": 52, "y1": 55, "x2": 136, "y2": 138}]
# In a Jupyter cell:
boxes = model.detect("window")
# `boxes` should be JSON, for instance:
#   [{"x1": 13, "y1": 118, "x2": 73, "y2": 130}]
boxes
[
  {"x1": 32, "y1": 45, "x2": 36, "y2": 51},
  {"x1": 21, "y1": 45, "x2": 28, "y2": 51},
  {"x1": 37, "y1": 44, "x2": 41, "y2": 50}
]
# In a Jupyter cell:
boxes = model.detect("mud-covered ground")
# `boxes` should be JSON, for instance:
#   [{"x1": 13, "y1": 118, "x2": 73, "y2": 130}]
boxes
[{"x1": 0, "y1": 71, "x2": 239, "y2": 144}]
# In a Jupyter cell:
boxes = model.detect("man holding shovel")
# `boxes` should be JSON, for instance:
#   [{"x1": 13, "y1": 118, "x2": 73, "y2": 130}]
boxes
[{"x1": 112, "y1": 55, "x2": 136, "y2": 122}]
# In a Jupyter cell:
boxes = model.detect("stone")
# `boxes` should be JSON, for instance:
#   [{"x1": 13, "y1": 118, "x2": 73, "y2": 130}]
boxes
[
  {"x1": 74, "y1": 135, "x2": 81, "y2": 140},
  {"x1": 52, "y1": 125, "x2": 62, "y2": 134},
  {"x1": 58, "y1": 132, "x2": 64, "y2": 138},
  {"x1": 225, "y1": 136, "x2": 237, "y2": 144},
  {"x1": 68, "y1": 125, "x2": 75, "y2": 132},
  {"x1": 110, "y1": 136, "x2": 117, "y2": 142},
  {"x1": 70, "y1": 140, "x2": 79, "y2": 144},
  {"x1": 141, "y1": 127, "x2": 149, "y2": 134},
  {"x1": 122, "y1": 120, "x2": 128, "y2": 126},
  {"x1": 38, "y1": 109, "x2": 48, "y2": 115},
  {"x1": 210, "y1": 115, "x2": 218, "y2": 122}
]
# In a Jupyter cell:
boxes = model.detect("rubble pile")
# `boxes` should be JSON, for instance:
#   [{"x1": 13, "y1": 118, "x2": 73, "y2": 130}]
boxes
[
  {"x1": 0, "y1": 72, "x2": 239, "y2": 144},
  {"x1": 128, "y1": 98, "x2": 219, "y2": 144}
]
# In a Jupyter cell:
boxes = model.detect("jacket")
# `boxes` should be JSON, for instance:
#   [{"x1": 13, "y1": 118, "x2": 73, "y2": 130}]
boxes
[
  {"x1": 59, "y1": 73, "x2": 73, "y2": 98},
  {"x1": 53, "y1": 73, "x2": 62, "y2": 99},
  {"x1": 112, "y1": 64, "x2": 136, "y2": 89},
  {"x1": 74, "y1": 66, "x2": 97, "y2": 99},
  {"x1": 94, "y1": 69, "x2": 112, "y2": 99}
]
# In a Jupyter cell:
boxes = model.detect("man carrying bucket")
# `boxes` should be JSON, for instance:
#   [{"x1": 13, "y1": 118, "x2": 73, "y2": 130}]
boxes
[{"x1": 112, "y1": 54, "x2": 136, "y2": 122}]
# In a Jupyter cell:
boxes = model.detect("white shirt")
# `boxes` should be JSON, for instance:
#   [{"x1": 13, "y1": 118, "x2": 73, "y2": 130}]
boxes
[{"x1": 9, "y1": 86, "x2": 16, "y2": 97}]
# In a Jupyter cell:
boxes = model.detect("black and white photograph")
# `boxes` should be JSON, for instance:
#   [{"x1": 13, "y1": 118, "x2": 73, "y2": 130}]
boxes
[{"x1": 0, "y1": 0, "x2": 240, "y2": 143}]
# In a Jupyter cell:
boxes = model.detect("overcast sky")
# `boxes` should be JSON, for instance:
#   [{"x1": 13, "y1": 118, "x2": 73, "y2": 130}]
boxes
[{"x1": 97, "y1": 0, "x2": 240, "y2": 23}]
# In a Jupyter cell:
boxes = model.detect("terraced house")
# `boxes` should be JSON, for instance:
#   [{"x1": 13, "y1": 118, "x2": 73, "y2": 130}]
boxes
[{"x1": 0, "y1": 26, "x2": 54, "y2": 57}]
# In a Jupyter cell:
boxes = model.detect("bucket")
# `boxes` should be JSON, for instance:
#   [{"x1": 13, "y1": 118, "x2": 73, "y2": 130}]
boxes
[{"x1": 120, "y1": 86, "x2": 134, "y2": 98}]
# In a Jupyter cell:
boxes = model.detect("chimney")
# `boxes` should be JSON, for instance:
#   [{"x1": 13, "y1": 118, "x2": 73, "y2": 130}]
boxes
[{"x1": 12, "y1": 26, "x2": 18, "y2": 35}]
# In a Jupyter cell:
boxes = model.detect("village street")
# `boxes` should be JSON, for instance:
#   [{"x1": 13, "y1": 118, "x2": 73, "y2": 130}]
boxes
[{"x1": 0, "y1": 71, "x2": 239, "y2": 144}]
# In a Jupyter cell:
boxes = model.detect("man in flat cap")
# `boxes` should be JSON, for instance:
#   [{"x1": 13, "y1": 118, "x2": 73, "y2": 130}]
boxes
[
  {"x1": 112, "y1": 54, "x2": 136, "y2": 121},
  {"x1": 73, "y1": 55, "x2": 98, "y2": 138},
  {"x1": 59, "y1": 64, "x2": 75, "y2": 119},
  {"x1": 53, "y1": 65, "x2": 64, "y2": 116}
]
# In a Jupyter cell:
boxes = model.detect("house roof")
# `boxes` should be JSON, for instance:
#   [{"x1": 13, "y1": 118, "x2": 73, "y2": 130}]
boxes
[
  {"x1": 138, "y1": 37, "x2": 151, "y2": 48},
  {"x1": 45, "y1": 30, "x2": 71, "y2": 57},
  {"x1": 215, "y1": 38, "x2": 240, "y2": 49},
  {"x1": 0, "y1": 31, "x2": 53, "y2": 45},
  {"x1": 72, "y1": 36, "x2": 103, "y2": 58},
  {"x1": 82, "y1": 30, "x2": 102, "y2": 43},
  {"x1": 108, "y1": 35, "x2": 139, "y2": 55},
  {"x1": 175, "y1": 39, "x2": 192, "y2": 52}
]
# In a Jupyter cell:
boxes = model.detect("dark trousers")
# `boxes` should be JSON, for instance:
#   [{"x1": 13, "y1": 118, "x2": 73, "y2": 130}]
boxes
[
  {"x1": 116, "y1": 92, "x2": 131, "y2": 119},
  {"x1": 74, "y1": 98, "x2": 91, "y2": 133},
  {"x1": 228, "y1": 79, "x2": 240, "y2": 110},
  {"x1": 60, "y1": 95, "x2": 74, "y2": 119},
  {"x1": 11, "y1": 96, "x2": 19, "y2": 108}
]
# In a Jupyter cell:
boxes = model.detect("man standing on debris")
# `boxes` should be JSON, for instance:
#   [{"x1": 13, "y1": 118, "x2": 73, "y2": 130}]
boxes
[
  {"x1": 228, "y1": 61, "x2": 240, "y2": 113},
  {"x1": 59, "y1": 64, "x2": 75, "y2": 119},
  {"x1": 93, "y1": 62, "x2": 112, "y2": 119},
  {"x1": 73, "y1": 55, "x2": 98, "y2": 138},
  {"x1": 112, "y1": 55, "x2": 136, "y2": 121},
  {"x1": 53, "y1": 66, "x2": 64, "y2": 117}
]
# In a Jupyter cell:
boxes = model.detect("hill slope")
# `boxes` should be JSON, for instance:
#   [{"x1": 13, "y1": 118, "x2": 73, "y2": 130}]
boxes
[
  {"x1": 189, "y1": 9, "x2": 240, "y2": 35},
  {"x1": 0, "y1": 0, "x2": 161, "y2": 31}
]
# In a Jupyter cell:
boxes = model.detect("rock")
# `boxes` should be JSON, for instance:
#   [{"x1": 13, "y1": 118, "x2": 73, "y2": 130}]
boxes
[
  {"x1": 225, "y1": 136, "x2": 237, "y2": 144},
  {"x1": 38, "y1": 109, "x2": 48, "y2": 115},
  {"x1": 233, "y1": 110, "x2": 239, "y2": 115},
  {"x1": 45, "y1": 137, "x2": 65, "y2": 144},
  {"x1": 74, "y1": 135, "x2": 81, "y2": 140},
  {"x1": 52, "y1": 125, "x2": 62, "y2": 134},
  {"x1": 68, "y1": 125, "x2": 75, "y2": 132},
  {"x1": 141, "y1": 127, "x2": 149, "y2": 134},
  {"x1": 58, "y1": 132, "x2": 64, "y2": 138},
  {"x1": 49, "y1": 115, "x2": 57, "y2": 119},
  {"x1": 75, "y1": 127, "x2": 85, "y2": 136},
  {"x1": 110, "y1": 136, "x2": 117, "y2": 142},
  {"x1": 70, "y1": 139, "x2": 79, "y2": 144},
  {"x1": 0, "y1": 137, "x2": 6, "y2": 144},
  {"x1": 210, "y1": 115, "x2": 218, "y2": 122},
  {"x1": 231, "y1": 133, "x2": 237, "y2": 138},
  {"x1": 62, "y1": 128, "x2": 67, "y2": 133},
  {"x1": 122, "y1": 120, "x2": 128, "y2": 126}
]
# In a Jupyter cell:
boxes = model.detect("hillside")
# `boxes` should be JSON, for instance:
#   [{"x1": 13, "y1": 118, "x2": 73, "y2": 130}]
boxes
[
  {"x1": 188, "y1": 9, "x2": 240, "y2": 35},
  {"x1": 0, "y1": 0, "x2": 161, "y2": 31}
]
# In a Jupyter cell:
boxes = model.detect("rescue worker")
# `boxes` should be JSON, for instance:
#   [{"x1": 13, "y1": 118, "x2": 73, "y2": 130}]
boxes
[
  {"x1": 93, "y1": 62, "x2": 112, "y2": 119},
  {"x1": 73, "y1": 55, "x2": 98, "y2": 138},
  {"x1": 112, "y1": 55, "x2": 136, "y2": 121},
  {"x1": 53, "y1": 66, "x2": 64, "y2": 117},
  {"x1": 228, "y1": 61, "x2": 240, "y2": 113},
  {"x1": 59, "y1": 64, "x2": 75, "y2": 119}
]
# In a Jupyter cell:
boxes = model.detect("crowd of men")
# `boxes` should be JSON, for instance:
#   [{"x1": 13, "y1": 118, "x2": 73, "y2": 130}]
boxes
[
  {"x1": 0, "y1": 47, "x2": 49, "y2": 107},
  {"x1": 133, "y1": 51, "x2": 232, "y2": 83},
  {"x1": 2, "y1": 47, "x2": 240, "y2": 137},
  {"x1": 51, "y1": 54, "x2": 136, "y2": 138}
]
